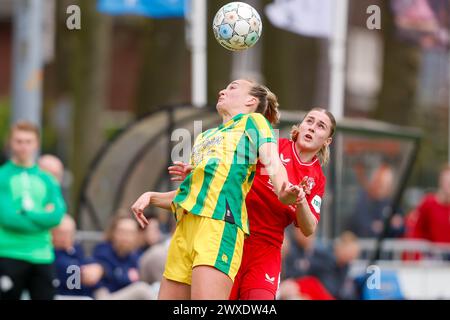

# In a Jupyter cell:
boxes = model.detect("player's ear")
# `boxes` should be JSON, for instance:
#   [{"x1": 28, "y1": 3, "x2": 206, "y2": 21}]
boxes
[{"x1": 245, "y1": 96, "x2": 258, "y2": 108}]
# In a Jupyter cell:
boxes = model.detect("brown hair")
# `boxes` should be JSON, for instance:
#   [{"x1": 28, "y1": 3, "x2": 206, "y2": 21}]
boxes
[
  {"x1": 290, "y1": 107, "x2": 336, "y2": 166},
  {"x1": 336, "y1": 231, "x2": 358, "y2": 246},
  {"x1": 9, "y1": 121, "x2": 40, "y2": 140},
  {"x1": 104, "y1": 209, "x2": 138, "y2": 241},
  {"x1": 248, "y1": 82, "x2": 280, "y2": 125}
]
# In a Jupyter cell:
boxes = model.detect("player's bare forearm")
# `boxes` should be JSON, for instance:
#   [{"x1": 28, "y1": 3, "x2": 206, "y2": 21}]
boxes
[
  {"x1": 259, "y1": 142, "x2": 290, "y2": 195},
  {"x1": 132, "y1": 190, "x2": 177, "y2": 228},
  {"x1": 295, "y1": 200, "x2": 317, "y2": 237},
  {"x1": 149, "y1": 190, "x2": 177, "y2": 210}
]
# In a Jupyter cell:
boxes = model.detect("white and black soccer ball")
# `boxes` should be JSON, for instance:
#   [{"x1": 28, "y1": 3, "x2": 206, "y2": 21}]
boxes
[{"x1": 212, "y1": 2, "x2": 262, "y2": 51}]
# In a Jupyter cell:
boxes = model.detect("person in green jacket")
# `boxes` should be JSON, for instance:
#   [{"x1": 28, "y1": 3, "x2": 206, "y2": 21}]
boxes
[{"x1": 0, "y1": 121, "x2": 66, "y2": 300}]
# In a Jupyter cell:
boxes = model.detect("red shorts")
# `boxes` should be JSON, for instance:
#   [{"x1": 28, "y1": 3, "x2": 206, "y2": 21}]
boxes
[{"x1": 229, "y1": 241, "x2": 281, "y2": 300}]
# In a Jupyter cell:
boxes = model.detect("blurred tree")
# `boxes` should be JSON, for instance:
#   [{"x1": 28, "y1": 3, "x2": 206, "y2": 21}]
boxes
[
  {"x1": 263, "y1": 29, "x2": 320, "y2": 111},
  {"x1": 135, "y1": 18, "x2": 189, "y2": 116},
  {"x1": 372, "y1": 0, "x2": 421, "y2": 125},
  {"x1": 60, "y1": 0, "x2": 112, "y2": 217},
  {"x1": 370, "y1": 1, "x2": 448, "y2": 189},
  {"x1": 0, "y1": 98, "x2": 11, "y2": 163}
]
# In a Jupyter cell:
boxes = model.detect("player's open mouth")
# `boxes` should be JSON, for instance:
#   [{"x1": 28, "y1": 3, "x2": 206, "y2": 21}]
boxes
[{"x1": 304, "y1": 134, "x2": 313, "y2": 141}]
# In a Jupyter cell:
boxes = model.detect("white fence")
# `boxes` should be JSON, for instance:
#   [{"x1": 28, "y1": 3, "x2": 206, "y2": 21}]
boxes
[{"x1": 350, "y1": 238, "x2": 450, "y2": 300}]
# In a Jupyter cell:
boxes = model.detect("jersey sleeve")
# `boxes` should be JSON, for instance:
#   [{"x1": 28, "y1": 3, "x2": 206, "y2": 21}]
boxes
[
  {"x1": 23, "y1": 175, "x2": 66, "y2": 229},
  {"x1": 0, "y1": 178, "x2": 44, "y2": 233},
  {"x1": 246, "y1": 113, "x2": 276, "y2": 151},
  {"x1": 307, "y1": 177, "x2": 325, "y2": 223}
]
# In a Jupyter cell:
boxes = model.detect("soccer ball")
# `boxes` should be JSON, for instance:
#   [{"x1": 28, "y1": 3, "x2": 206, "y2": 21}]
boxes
[{"x1": 212, "y1": 2, "x2": 262, "y2": 51}]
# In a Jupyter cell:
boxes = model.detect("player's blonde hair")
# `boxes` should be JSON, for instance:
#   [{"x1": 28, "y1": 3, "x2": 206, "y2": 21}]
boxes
[
  {"x1": 248, "y1": 82, "x2": 280, "y2": 125},
  {"x1": 290, "y1": 107, "x2": 336, "y2": 166}
]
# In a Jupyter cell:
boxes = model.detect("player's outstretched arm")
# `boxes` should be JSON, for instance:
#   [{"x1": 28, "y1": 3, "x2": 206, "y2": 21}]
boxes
[
  {"x1": 131, "y1": 191, "x2": 176, "y2": 228},
  {"x1": 258, "y1": 142, "x2": 300, "y2": 205},
  {"x1": 295, "y1": 195, "x2": 318, "y2": 237}
]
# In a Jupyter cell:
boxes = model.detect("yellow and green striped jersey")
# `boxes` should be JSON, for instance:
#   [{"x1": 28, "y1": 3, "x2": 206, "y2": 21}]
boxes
[{"x1": 171, "y1": 113, "x2": 276, "y2": 235}]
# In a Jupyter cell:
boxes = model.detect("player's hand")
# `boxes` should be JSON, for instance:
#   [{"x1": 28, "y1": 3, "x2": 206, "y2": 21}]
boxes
[
  {"x1": 299, "y1": 176, "x2": 312, "y2": 195},
  {"x1": 168, "y1": 161, "x2": 193, "y2": 182},
  {"x1": 278, "y1": 183, "x2": 301, "y2": 205},
  {"x1": 131, "y1": 192, "x2": 151, "y2": 228}
]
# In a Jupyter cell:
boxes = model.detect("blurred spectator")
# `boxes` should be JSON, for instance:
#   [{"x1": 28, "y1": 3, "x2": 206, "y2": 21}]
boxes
[
  {"x1": 410, "y1": 165, "x2": 450, "y2": 243},
  {"x1": 138, "y1": 236, "x2": 171, "y2": 299},
  {"x1": 52, "y1": 215, "x2": 96, "y2": 297},
  {"x1": 138, "y1": 219, "x2": 174, "y2": 295},
  {"x1": 282, "y1": 226, "x2": 328, "y2": 280},
  {"x1": 279, "y1": 276, "x2": 335, "y2": 300},
  {"x1": 87, "y1": 212, "x2": 155, "y2": 299},
  {"x1": 281, "y1": 228, "x2": 360, "y2": 300},
  {"x1": 38, "y1": 154, "x2": 70, "y2": 205},
  {"x1": 313, "y1": 231, "x2": 360, "y2": 299},
  {"x1": 347, "y1": 162, "x2": 404, "y2": 238},
  {"x1": 0, "y1": 122, "x2": 66, "y2": 300},
  {"x1": 136, "y1": 213, "x2": 165, "y2": 256},
  {"x1": 38, "y1": 154, "x2": 64, "y2": 184}
]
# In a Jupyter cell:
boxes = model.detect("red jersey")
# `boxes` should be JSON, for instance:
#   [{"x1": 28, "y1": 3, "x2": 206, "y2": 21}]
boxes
[
  {"x1": 245, "y1": 138, "x2": 326, "y2": 248},
  {"x1": 412, "y1": 194, "x2": 450, "y2": 243}
]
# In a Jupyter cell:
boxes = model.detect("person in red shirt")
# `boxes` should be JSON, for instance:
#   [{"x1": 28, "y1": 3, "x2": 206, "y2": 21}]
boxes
[
  {"x1": 169, "y1": 107, "x2": 336, "y2": 300},
  {"x1": 411, "y1": 165, "x2": 450, "y2": 243}
]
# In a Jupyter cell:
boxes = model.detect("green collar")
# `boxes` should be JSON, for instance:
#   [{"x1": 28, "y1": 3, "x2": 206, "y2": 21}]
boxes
[{"x1": 218, "y1": 113, "x2": 245, "y2": 130}]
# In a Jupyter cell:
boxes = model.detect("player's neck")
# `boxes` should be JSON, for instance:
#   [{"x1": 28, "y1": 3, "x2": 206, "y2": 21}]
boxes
[
  {"x1": 222, "y1": 115, "x2": 232, "y2": 124},
  {"x1": 11, "y1": 156, "x2": 34, "y2": 168},
  {"x1": 221, "y1": 110, "x2": 241, "y2": 124},
  {"x1": 294, "y1": 144, "x2": 315, "y2": 163}
]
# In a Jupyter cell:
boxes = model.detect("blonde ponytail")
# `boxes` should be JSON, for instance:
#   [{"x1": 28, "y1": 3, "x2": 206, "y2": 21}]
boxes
[
  {"x1": 248, "y1": 82, "x2": 280, "y2": 125},
  {"x1": 264, "y1": 90, "x2": 281, "y2": 125}
]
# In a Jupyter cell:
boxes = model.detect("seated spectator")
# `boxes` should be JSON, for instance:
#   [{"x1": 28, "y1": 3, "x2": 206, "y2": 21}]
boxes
[
  {"x1": 347, "y1": 162, "x2": 404, "y2": 238},
  {"x1": 38, "y1": 154, "x2": 70, "y2": 204},
  {"x1": 38, "y1": 154, "x2": 64, "y2": 184},
  {"x1": 87, "y1": 212, "x2": 155, "y2": 300},
  {"x1": 138, "y1": 236, "x2": 171, "y2": 296},
  {"x1": 311, "y1": 231, "x2": 360, "y2": 299},
  {"x1": 136, "y1": 213, "x2": 165, "y2": 257},
  {"x1": 52, "y1": 215, "x2": 96, "y2": 297},
  {"x1": 138, "y1": 214, "x2": 175, "y2": 298},
  {"x1": 282, "y1": 226, "x2": 330, "y2": 280},
  {"x1": 281, "y1": 229, "x2": 360, "y2": 300}
]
